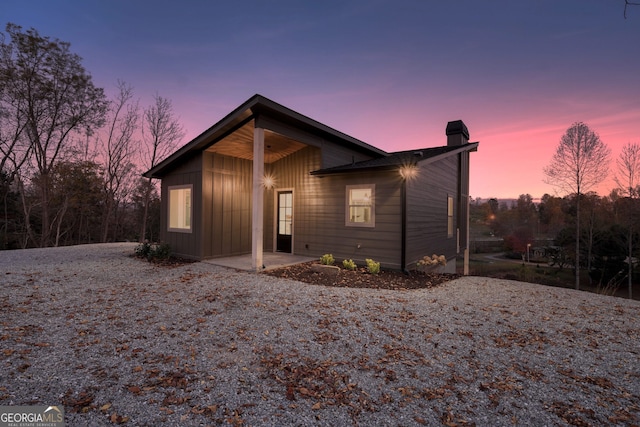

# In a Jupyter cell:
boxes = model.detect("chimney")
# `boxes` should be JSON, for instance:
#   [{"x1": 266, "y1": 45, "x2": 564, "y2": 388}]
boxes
[{"x1": 446, "y1": 120, "x2": 470, "y2": 146}]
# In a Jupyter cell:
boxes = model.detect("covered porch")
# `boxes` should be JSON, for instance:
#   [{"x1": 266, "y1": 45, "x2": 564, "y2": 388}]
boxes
[{"x1": 204, "y1": 117, "x2": 308, "y2": 271}]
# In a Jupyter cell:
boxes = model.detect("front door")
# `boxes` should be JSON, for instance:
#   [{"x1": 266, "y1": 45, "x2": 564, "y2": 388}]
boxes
[{"x1": 276, "y1": 191, "x2": 293, "y2": 253}]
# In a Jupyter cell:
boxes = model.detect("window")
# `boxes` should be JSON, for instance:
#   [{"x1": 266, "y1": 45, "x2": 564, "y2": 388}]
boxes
[
  {"x1": 346, "y1": 185, "x2": 375, "y2": 227},
  {"x1": 447, "y1": 195, "x2": 454, "y2": 238},
  {"x1": 168, "y1": 185, "x2": 192, "y2": 232}
]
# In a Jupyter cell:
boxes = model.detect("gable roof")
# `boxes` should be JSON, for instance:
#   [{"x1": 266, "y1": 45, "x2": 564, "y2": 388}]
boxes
[
  {"x1": 310, "y1": 143, "x2": 479, "y2": 175},
  {"x1": 144, "y1": 94, "x2": 388, "y2": 178}
]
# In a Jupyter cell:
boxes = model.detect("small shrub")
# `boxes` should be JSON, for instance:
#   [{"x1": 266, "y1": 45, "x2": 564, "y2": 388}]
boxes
[
  {"x1": 320, "y1": 253, "x2": 335, "y2": 265},
  {"x1": 151, "y1": 243, "x2": 171, "y2": 260},
  {"x1": 342, "y1": 259, "x2": 357, "y2": 270},
  {"x1": 365, "y1": 258, "x2": 380, "y2": 275},
  {"x1": 135, "y1": 242, "x2": 171, "y2": 262},
  {"x1": 134, "y1": 242, "x2": 152, "y2": 258}
]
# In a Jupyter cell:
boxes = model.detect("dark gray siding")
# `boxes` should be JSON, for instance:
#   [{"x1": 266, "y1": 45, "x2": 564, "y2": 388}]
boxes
[
  {"x1": 265, "y1": 146, "x2": 323, "y2": 254},
  {"x1": 202, "y1": 152, "x2": 252, "y2": 258},
  {"x1": 405, "y1": 155, "x2": 459, "y2": 267},
  {"x1": 160, "y1": 153, "x2": 203, "y2": 259},
  {"x1": 319, "y1": 140, "x2": 376, "y2": 169},
  {"x1": 158, "y1": 119, "x2": 400, "y2": 262},
  {"x1": 298, "y1": 170, "x2": 403, "y2": 269},
  {"x1": 457, "y1": 151, "x2": 471, "y2": 251}
]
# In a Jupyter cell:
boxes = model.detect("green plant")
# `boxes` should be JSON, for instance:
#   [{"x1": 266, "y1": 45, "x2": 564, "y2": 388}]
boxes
[
  {"x1": 365, "y1": 258, "x2": 380, "y2": 275},
  {"x1": 134, "y1": 242, "x2": 152, "y2": 258},
  {"x1": 320, "y1": 254, "x2": 335, "y2": 265},
  {"x1": 342, "y1": 259, "x2": 357, "y2": 270},
  {"x1": 135, "y1": 242, "x2": 171, "y2": 262}
]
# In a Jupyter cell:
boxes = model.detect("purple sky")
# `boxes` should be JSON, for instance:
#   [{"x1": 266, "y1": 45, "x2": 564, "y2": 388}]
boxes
[{"x1": 3, "y1": 0, "x2": 640, "y2": 199}]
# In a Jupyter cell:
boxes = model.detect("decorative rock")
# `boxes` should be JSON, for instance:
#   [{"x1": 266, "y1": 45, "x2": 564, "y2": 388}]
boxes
[{"x1": 311, "y1": 264, "x2": 340, "y2": 276}]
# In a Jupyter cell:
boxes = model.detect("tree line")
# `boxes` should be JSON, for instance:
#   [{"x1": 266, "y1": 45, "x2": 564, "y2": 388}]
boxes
[
  {"x1": 471, "y1": 129, "x2": 640, "y2": 299},
  {"x1": 0, "y1": 23, "x2": 185, "y2": 249},
  {"x1": 477, "y1": 118, "x2": 639, "y2": 299},
  {"x1": 472, "y1": 120, "x2": 639, "y2": 298}
]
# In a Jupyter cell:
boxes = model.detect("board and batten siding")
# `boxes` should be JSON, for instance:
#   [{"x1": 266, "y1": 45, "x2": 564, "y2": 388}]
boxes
[
  {"x1": 264, "y1": 146, "x2": 322, "y2": 253},
  {"x1": 202, "y1": 152, "x2": 252, "y2": 258},
  {"x1": 160, "y1": 153, "x2": 203, "y2": 259},
  {"x1": 303, "y1": 171, "x2": 403, "y2": 269},
  {"x1": 405, "y1": 155, "x2": 459, "y2": 268}
]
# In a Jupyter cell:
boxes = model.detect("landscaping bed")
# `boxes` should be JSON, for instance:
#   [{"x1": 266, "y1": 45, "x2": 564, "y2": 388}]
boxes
[{"x1": 264, "y1": 261, "x2": 459, "y2": 290}]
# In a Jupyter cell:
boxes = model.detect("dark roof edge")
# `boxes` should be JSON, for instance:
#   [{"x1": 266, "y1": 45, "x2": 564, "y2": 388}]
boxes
[
  {"x1": 412, "y1": 141, "x2": 479, "y2": 166},
  {"x1": 310, "y1": 142, "x2": 479, "y2": 176},
  {"x1": 251, "y1": 95, "x2": 388, "y2": 157},
  {"x1": 144, "y1": 94, "x2": 389, "y2": 178},
  {"x1": 144, "y1": 95, "x2": 262, "y2": 178}
]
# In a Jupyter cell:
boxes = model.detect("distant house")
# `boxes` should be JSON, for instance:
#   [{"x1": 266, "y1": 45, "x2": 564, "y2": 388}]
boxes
[{"x1": 144, "y1": 94, "x2": 478, "y2": 272}]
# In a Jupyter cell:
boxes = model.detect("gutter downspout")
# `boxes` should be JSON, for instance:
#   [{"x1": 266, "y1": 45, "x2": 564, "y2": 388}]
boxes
[{"x1": 401, "y1": 177, "x2": 407, "y2": 273}]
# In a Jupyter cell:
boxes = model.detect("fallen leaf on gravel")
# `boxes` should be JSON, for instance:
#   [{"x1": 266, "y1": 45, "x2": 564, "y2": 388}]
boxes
[
  {"x1": 127, "y1": 386, "x2": 142, "y2": 394},
  {"x1": 110, "y1": 412, "x2": 129, "y2": 424},
  {"x1": 63, "y1": 389, "x2": 95, "y2": 413},
  {"x1": 286, "y1": 384, "x2": 295, "y2": 400},
  {"x1": 443, "y1": 410, "x2": 477, "y2": 426},
  {"x1": 298, "y1": 387, "x2": 312, "y2": 396},
  {"x1": 550, "y1": 401, "x2": 593, "y2": 427}
]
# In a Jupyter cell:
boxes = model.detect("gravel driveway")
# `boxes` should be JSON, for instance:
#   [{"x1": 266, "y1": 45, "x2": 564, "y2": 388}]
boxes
[{"x1": 1, "y1": 243, "x2": 639, "y2": 426}]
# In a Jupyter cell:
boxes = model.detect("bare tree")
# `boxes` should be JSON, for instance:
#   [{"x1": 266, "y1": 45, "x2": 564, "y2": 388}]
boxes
[
  {"x1": 614, "y1": 142, "x2": 640, "y2": 298},
  {"x1": 544, "y1": 122, "x2": 611, "y2": 290},
  {"x1": 99, "y1": 81, "x2": 139, "y2": 242},
  {"x1": 625, "y1": 0, "x2": 640, "y2": 18},
  {"x1": 0, "y1": 76, "x2": 31, "y2": 178},
  {"x1": 0, "y1": 23, "x2": 107, "y2": 246},
  {"x1": 139, "y1": 94, "x2": 184, "y2": 242},
  {"x1": 1, "y1": 27, "x2": 33, "y2": 248},
  {"x1": 615, "y1": 143, "x2": 640, "y2": 199}
]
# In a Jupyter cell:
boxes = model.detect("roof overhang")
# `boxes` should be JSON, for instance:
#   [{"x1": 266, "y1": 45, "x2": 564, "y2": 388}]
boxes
[
  {"x1": 144, "y1": 94, "x2": 388, "y2": 178},
  {"x1": 310, "y1": 142, "x2": 479, "y2": 176}
]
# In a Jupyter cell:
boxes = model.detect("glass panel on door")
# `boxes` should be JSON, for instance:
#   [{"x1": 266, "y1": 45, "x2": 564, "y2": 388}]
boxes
[{"x1": 276, "y1": 191, "x2": 293, "y2": 252}]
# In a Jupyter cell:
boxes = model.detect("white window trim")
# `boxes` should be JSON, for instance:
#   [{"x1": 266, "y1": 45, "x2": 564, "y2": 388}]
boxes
[
  {"x1": 345, "y1": 184, "x2": 375, "y2": 228},
  {"x1": 167, "y1": 184, "x2": 193, "y2": 233}
]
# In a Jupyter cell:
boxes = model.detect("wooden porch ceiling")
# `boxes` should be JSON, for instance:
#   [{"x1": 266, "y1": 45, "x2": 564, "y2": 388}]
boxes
[{"x1": 205, "y1": 120, "x2": 307, "y2": 163}]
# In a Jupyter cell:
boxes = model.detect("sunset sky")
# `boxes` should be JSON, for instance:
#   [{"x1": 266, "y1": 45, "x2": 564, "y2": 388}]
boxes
[{"x1": 3, "y1": 1, "x2": 640, "y2": 199}]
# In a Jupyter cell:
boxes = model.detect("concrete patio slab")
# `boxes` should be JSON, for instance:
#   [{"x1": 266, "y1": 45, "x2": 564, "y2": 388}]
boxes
[{"x1": 202, "y1": 252, "x2": 315, "y2": 271}]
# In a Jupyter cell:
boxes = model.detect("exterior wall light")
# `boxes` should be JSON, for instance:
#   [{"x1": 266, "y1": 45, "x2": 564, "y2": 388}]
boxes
[
  {"x1": 399, "y1": 164, "x2": 418, "y2": 180},
  {"x1": 262, "y1": 174, "x2": 276, "y2": 189}
]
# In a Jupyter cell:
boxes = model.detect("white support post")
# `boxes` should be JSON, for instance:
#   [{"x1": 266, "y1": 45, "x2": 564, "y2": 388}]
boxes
[
  {"x1": 252, "y1": 126, "x2": 265, "y2": 271},
  {"x1": 464, "y1": 193, "x2": 470, "y2": 276}
]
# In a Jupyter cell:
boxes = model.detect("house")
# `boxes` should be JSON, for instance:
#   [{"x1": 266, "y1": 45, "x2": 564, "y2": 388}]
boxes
[{"x1": 144, "y1": 94, "x2": 479, "y2": 273}]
